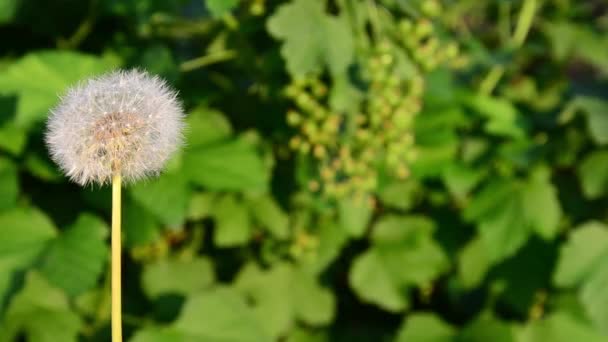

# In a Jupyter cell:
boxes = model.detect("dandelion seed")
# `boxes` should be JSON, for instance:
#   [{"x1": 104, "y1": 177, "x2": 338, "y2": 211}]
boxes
[{"x1": 45, "y1": 69, "x2": 185, "y2": 186}]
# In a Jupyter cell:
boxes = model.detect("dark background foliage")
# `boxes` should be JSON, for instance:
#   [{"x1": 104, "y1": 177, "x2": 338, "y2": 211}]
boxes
[{"x1": 1, "y1": 0, "x2": 608, "y2": 341}]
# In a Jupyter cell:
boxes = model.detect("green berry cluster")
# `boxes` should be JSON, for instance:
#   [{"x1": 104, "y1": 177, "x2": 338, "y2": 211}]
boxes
[
  {"x1": 399, "y1": 18, "x2": 462, "y2": 72},
  {"x1": 285, "y1": 12, "x2": 462, "y2": 200}
]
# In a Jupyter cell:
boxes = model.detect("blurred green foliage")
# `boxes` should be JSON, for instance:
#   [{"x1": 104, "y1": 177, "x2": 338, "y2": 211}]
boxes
[{"x1": 1, "y1": 0, "x2": 608, "y2": 341}]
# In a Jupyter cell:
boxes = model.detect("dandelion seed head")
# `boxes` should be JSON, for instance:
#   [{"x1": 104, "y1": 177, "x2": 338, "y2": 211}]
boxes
[{"x1": 46, "y1": 69, "x2": 185, "y2": 186}]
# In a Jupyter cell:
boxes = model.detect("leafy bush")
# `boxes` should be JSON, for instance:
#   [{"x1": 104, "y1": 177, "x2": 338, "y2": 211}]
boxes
[{"x1": 1, "y1": 0, "x2": 608, "y2": 341}]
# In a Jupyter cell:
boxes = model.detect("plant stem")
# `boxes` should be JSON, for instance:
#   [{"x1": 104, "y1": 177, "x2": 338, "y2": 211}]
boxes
[
  {"x1": 179, "y1": 50, "x2": 237, "y2": 72},
  {"x1": 112, "y1": 173, "x2": 122, "y2": 342},
  {"x1": 479, "y1": 0, "x2": 537, "y2": 95}
]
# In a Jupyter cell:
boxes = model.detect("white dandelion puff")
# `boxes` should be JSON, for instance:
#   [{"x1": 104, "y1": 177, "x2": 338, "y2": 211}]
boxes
[{"x1": 45, "y1": 69, "x2": 185, "y2": 186}]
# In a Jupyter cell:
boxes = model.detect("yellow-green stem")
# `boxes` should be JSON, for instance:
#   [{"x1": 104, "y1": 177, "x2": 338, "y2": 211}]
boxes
[
  {"x1": 112, "y1": 173, "x2": 122, "y2": 342},
  {"x1": 479, "y1": 0, "x2": 537, "y2": 95}
]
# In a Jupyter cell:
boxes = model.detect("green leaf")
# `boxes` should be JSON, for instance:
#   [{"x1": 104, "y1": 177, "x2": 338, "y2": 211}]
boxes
[
  {"x1": 130, "y1": 170, "x2": 191, "y2": 227},
  {"x1": 372, "y1": 218, "x2": 448, "y2": 286},
  {"x1": 460, "y1": 315, "x2": 515, "y2": 342},
  {"x1": 187, "y1": 192, "x2": 215, "y2": 221},
  {"x1": 568, "y1": 96, "x2": 608, "y2": 145},
  {"x1": 378, "y1": 180, "x2": 421, "y2": 210},
  {"x1": 464, "y1": 177, "x2": 561, "y2": 264},
  {"x1": 123, "y1": 197, "x2": 161, "y2": 247},
  {"x1": 24, "y1": 152, "x2": 63, "y2": 182},
  {"x1": 142, "y1": 257, "x2": 215, "y2": 298},
  {"x1": 521, "y1": 178, "x2": 562, "y2": 240},
  {"x1": 477, "y1": 195, "x2": 529, "y2": 263},
  {"x1": 458, "y1": 237, "x2": 491, "y2": 288},
  {"x1": 578, "y1": 151, "x2": 608, "y2": 199},
  {"x1": 349, "y1": 250, "x2": 409, "y2": 312},
  {"x1": 267, "y1": 0, "x2": 354, "y2": 77},
  {"x1": 442, "y1": 164, "x2": 486, "y2": 201},
  {"x1": 235, "y1": 263, "x2": 293, "y2": 338},
  {"x1": 464, "y1": 94, "x2": 525, "y2": 139},
  {"x1": 0, "y1": 0, "x2": 18, "y2": 24},
  {"x1": 300, "y1": 221, "x2": 348, "y2": 275},
  {"x1": 248, "y1": 195, "x2": 289, "y2": 239},
  {"x1": 212, "y1": 195, "x2": 251, "y2": 247},
  {"x1": 206, "y1": 0, "x2": 240, "y2": 17},
  {"x1": 38, "y1": 214, "x2": 108, "y2": 296},
  {"x1": 185, "y1": 107, "x2": 233, "y2": 148},
  {"x1": 395, "y1": 313, "x2": 455, "y2": 342},
  {"x1": 0, "y1": 207, "x2": 56, "y2": 302},
  {"x1": 0, "y1": 51, "x2": 117, "y2": 129},
  {"x1": 173, "y1": 287, "x2": 273, "y2": 342},
  {"x1": 0, "y1": 123, "x2": 27, "y2": 156},
  {"x1": 351, "y1": 216, "x2": 448, "y2": 309},
  {"x1": 0, "y1": 272, "x2": 80, "y2": 342},
  {"x1": 184, "y1": 140, "x2": 269, "y2": 192},
  {"x1": 553, "y1": 222, "x2": 608, "y2": 287},
  {"x1": 580, "y1": 257, "x2": 608, "y2": 334},
  {"x1": 0, "y1": 158, "x2": 18, "y2": 211},
  {"x1": 235, "y1": 262, "x2": 335, "y2": 338},
  {"x1": 543, "y1": 21, "x2": 608, "y2": 76},
  {"x1": 292, "y1": 268, "x2": 335, "y2": 326},
  {"x1": 286, "y1": 327, "x2": 329, "y2": 342},
  {"x1": 338, "y1": 195, "x2": 373, "y2": 238},
  {"x1": 130, "y1": 327, "x2": 191, "y2": 342},
  {"x1": 518, "y1": 312, "x2": 606, "y2": 342}
]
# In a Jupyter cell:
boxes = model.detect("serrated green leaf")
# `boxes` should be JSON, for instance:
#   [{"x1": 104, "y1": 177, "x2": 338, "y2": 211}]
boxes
[
  {"x1": 267, "y1": 0, "x2": 353, "y2": 77},
  {"x1": 0, "y1": 158, "x2": 18, "y2": 211},
  {"x1": 249, "y1": 195, "x2": 289, "y2": 239},
  {"x1": 395, "y1": 313, "x2": 455, "y2": 342},
  {"x1": 522, "y1": 179, "x2": 562, "y2": 240},
  {"x1": 518, "y1": 312, "x2": 605, "y2": 342},
  {"x1": 0, "y1": 272, "x2": 80, "y2": 342},
  {"x1": 235, "y1": 262, "x2": 335, "y2": 338},
  {"x1": 173, "y1": 287, "x2": 273, "y2": 342},
  {"x1": 464, "y1": 94, "x2": 525, "y2": 139},
  {"x1": 130, "y1": 327, "x2": 191, "y2": 342},
  {"x1": 569, "y1": 96, "x2": 608, "y2": 145},
  {"x1": 142, "y1": 257, "x2": 215, "y2": 299},
  {"x1": 292, "y1": 268, "x2": 335, "y2": 326},
  {"x1": 458, "y1": 237, "x2": 491, "y2": 288},
  {"x1": 580, "y1": 256, "x2": 608, "y2": 334},
  {"x1": 0, "y1": 207, "x2": 56, "y2": 303},
  {"x1": 338, "y1": 195, "x2": 372, "y2": 238},
  {"x1": 0, "y1": 51, "x2": 117, "y2": 129},
  {"x1": 187, "y1": 192, "x2": 214, "y2": 221},
  {"x1": 184, "y1": 140, "x2": 269, "y2": 192},
  {"x1": 477, "y1": 195, "x2": 529, "y2": 263},
  {"x1": 460, "y1": 315, "x2": 515, "y2": 342},
  {"x1": 235, "y1": 263, "x2": 293, "y2": 338},
  {"x1": 554, "y1": 222, "x2": 608, "y2": 287},
  {"x1": 442, "y1": 164, "x2": 486, "y2": 201},
  {"x1": 0, "y1": 0, "x2": 18, "y2": 24},
  {"x1": 123, "y1": 197, "x2": 161, "y2": 247},
  {"x1": 378, "y1": 180, "x2": 421, "y2": 210},
  {"x1": 300, "y1": 221, "x2": 348, "y2": 275},
  {"x1": 350, "y1": 216, "x2": 448, "y2": 310},
  {"x1": 464, "y1": 177, "x2": 560, "y2": 264},
  {"x1": 0, "y1": 123, "x2": 27, "y2": 156},
  {"x1": 24, "y1": 152, "x2": 63, "y2": 182},
  {"x1": 38, "y1": 214, "x2": 108, "y2": 296},
  {"x1": 213, "y1": 195, "x2": 251, "y2": 247},
  {"x1": 130, "y1": 170, "x2": 190, "y2": 227},
  {"x1": 186, "y1": 107, "x2": 233, "y2": 148},
  {"x1": 349, "y1": 250, "x2": 409, "y2": 312},
  {"x1": 578, "y1": 151, "x2": 608, "y2": 199},
  {"x1": 206, "y1": 0, "x2": 240, "y2": 17}
]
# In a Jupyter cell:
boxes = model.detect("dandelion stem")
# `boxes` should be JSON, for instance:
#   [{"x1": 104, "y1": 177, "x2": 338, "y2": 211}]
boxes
[{"x1": 111, "y1": 173, "x2": 122, "y2": 342}]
